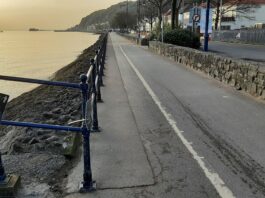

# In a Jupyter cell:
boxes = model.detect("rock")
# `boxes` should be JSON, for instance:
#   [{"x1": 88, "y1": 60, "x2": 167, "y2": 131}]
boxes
[
  {"x1": 235, "y1": 84, "x2": 242, "y2": 90},
  {"x1": 225, "y1": 72, "x2": 232, "y2": 80},
  {"x1": 250, "y1": 84, "x2": 257, "y2": 95},
  {"x1": 224, "y1": 64, "x2": 230, "y2": 71},
  {"x1": 33, "y1": 143, "x2": 45, "y2": 151},
  {"x1": 29, "y1": 138, "x2": 39, "y2": 145},
  {"x1": 10, "y1": 142, "x2": 24, "y2": 153},
  {"x1": 214, "y1": 70, "x2": 219, "y2": 77},
  {"x1": 52, "y1": 108, "x2": 63, "y2": 114},
  {"x1": 59, "y1": 115, "x2": 71, "y2": 123},
  {"x1": 53, "y1": 142, "x2": 62, "y2": 147},
  {"x1": 43, "y1": 112, "x2": 54, "y2": 119},
  {"x1": 46, "y1": 136, "x2": 60, "y2": 142},
  {"x1": 39, "y1": 134, "x2": 52, "y2": 141},
  {"x1": 21, "y1": 137, "x2": 32, "y2": 144},
  {"x1": 37, "y1": 129, "x2": 49, "y2": 136},
  {"x1": 46, "y1": 119, "x2": 56, "y2": 125}
]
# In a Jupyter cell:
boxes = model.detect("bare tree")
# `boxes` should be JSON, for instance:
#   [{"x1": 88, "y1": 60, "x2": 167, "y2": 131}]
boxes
[
  {"x1": 171, "y1": 0, "x2": 183, "y2": 29},
  {"x1": 214, "y1": 0, "x2": 260, "y2": 30},
  {"x1": 145, "y1": 0, "x2": 168, "y2": 33},
  {"x1": 110, "y1": 12, "x2": 137, "y2": 30},
  {"x1": 142, "y1": 2, "x2": 157, "y2": 31},
  {"x1": 171, "y1": 0, "x2": 177, "y2": 29}
]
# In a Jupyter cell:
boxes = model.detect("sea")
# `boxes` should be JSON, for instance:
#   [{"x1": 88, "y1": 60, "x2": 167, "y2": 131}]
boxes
[{"x1": 0, "y1": 31, "x2": 99, "y2": 100}]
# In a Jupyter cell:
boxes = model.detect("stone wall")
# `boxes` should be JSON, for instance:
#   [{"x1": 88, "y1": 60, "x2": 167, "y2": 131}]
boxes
[{"x1": 149, "y1": 41, "x2": 265, "y2": 100}]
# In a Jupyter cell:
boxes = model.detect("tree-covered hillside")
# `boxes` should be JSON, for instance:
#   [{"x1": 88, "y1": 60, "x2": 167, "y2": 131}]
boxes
[{"x1": 68, "y1": 1, "x2": 137, "y2": 31}]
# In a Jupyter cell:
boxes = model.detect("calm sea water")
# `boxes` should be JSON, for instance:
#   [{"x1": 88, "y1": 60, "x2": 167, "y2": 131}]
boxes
[{"x1": 0, "y1": 31, "x2": 99, "y2": 99}]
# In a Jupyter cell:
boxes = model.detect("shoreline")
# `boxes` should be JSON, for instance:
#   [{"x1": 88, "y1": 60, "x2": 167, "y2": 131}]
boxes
[
  {"x1": 0, "y1": 31, "x2": 99, "y2": 100},
  {"x1": 0, "y1": 34, "x2": 103, "y2": 197}
]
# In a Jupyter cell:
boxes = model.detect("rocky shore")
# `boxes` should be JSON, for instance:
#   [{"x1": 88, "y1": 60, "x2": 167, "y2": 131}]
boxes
[{"x1": 0, "y1": 34, "x2": 103, "y2": 197}]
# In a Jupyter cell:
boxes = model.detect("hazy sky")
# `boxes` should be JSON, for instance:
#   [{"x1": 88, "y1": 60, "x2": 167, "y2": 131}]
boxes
[{"x1": 0, "y1": 0, "x2": 124, "y2": 30}]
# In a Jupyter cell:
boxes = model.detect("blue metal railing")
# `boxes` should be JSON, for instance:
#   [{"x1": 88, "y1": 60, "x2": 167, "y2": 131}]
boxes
[{"x1": 0, "y1": 33, "x2": 108, "y2": 193}]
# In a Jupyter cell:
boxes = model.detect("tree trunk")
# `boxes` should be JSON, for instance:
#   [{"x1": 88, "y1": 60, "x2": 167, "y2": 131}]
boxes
[
  {"x1": 150, "y1": 16, "x2": 153, "y2": 31},
  {"x1": 176, "y1": 10, "x2": 179, "y2": 28},
  {"x1": 215, "y1": 0, "x2": 220, "y2": 30},
  {"x1": 158, "y1": 8, "x2": 162, "y2": 34},
  {"x1": 171, "y1": 0, "x2": 177, "y2": 29}
]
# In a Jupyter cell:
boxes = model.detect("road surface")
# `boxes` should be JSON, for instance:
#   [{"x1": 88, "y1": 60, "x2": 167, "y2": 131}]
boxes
[
  {"x1": 109, "y1": 33, "x2": 265, "y2": 197},
  {"x1": 208, "y1": 41, "x2": 265, "y2": 62}
]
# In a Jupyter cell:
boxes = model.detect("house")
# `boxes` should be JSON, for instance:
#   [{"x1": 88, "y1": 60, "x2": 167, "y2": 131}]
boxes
[
  {"x1": 219, "y1": 0, "x2": 265, "y2": 30},
  {"x1": 161, "y1": 0, "x2": 265, "y2": 31}
]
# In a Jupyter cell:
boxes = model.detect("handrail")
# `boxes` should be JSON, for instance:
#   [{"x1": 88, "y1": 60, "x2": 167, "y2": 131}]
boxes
[
  {"x1": 0, "y1": 32, "x2": 108, "y2": 193},
  {"x1": 0, "y1": 120, "x2": 82, "y2": 132},
  {"x1": 0, "y1": 75, "x2": 80, "y2": 89}
]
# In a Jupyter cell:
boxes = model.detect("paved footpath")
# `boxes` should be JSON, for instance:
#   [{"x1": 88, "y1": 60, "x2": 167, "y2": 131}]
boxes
[{"x1": 64, "y1": 33, "x2": 265, "y2": 198}]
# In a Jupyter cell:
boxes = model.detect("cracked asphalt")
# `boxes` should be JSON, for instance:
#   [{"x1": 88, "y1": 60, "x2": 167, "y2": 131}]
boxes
[{"x1": 64, "y1": 33, "x2": 265, "y2": 198}]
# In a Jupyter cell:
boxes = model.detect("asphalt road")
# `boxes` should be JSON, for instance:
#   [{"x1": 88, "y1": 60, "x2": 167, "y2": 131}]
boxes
[
  {"x1": 109, "y1": 33, "x2": 265, "y2": 198},
  {"x1": 207, "y1": 41, "x2": 265, "y2": 62}
]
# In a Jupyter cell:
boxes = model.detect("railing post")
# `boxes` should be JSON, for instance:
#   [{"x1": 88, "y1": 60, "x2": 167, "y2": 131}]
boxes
[
  {"x1": 79, "y1": 74, "x2": 96, "y2": 192},
  {"x1": 0, "y1": 153, "x2": 6, "y2": 183},
  {"x1": 97, "y1": 47, "x2": 104, "y2": 88},
  {"x1": 90, "y1": 59, "x2": 100, "y2": 132},
  {"x1": 101, "y1": 35, "x2": 107, "y2": 76},
  {"x1": 95, "y1": 50, "x2": 103, "y2": 102}
]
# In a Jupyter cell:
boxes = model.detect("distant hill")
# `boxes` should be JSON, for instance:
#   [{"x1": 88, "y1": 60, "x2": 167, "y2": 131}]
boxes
[{"x1": 67, "y1": 1, "x2": 137, "y2": 32}]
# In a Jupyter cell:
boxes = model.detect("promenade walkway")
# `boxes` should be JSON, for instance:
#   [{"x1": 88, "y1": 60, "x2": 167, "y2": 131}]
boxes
[
  {"x1": 64, "y1": 34, "x2": 220, "y2": 198},
  {"x1": 65, "y1": 33, "x2": 265, "y2": 198}
]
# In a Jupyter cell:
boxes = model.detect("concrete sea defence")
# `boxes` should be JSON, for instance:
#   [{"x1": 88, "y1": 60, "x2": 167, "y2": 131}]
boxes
[
  {"x1": 149, "y1": 41, "x2": 265, "y2": 100},
  {"x1": 0, "y1": 34, "x2": 104, "y2": 197}
]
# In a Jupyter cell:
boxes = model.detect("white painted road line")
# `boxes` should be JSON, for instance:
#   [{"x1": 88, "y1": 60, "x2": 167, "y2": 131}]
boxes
[{"x1": 119, "y1": 45, "x2": 235, "y2": 198}]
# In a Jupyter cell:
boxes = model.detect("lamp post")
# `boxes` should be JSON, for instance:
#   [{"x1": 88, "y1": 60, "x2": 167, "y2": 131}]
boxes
[
  {"x1": 219, "y1": 0, "x2": 223, "y2": 30},
  {"x1": 203, "y1": 0, "x2": 211, "y2": 51},
  {"x1": 126, "y1": 0, "x2": 129, "y2": 32},
  {"x1": 137, "y1": 0, "x2": 146, "y2": 42},
  {"x1": 137, "y1": 0, "x2": 141, "y2": 43},
  {"x1": 161, "y1": 14, "x2": 164, "y2": 43}
]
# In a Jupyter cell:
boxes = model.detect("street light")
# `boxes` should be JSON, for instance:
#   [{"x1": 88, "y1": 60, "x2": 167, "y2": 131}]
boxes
[
  {"x1": 137, "y1": 0, "x2": 146, "y2": 42},
  {"x1": 204, "y1": 0, "x2": 211, "y2": 51},
  {"x1": 126, "y1": 0, "x2": 129, "y2": 32},
  {"x1": 219, "y1": 0, "x2": 223, "y2": 30}
]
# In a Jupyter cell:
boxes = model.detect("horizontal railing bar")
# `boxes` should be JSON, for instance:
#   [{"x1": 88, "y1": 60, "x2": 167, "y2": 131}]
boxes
[
  {"x1": 0, "y1": 120, "x2": 82, "y2": 132},
  {"x1": 0, "y1": 75, "x2": 80, "y2": 89}
]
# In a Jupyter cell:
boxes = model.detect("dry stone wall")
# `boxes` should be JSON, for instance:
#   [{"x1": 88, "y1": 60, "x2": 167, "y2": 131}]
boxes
[{"x1": 149, "y1": 41, "x2": 265, "y2": 100}]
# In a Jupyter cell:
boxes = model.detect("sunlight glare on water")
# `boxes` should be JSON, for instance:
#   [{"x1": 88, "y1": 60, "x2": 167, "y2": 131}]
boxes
[{"x1": 0, "y1": 31, "x2": 99, "y2": 99}]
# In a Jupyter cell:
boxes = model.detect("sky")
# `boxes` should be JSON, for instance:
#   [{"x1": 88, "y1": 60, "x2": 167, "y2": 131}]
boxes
[{"x1": 0, "y1": 0, "x2": 124, "y2": 30}]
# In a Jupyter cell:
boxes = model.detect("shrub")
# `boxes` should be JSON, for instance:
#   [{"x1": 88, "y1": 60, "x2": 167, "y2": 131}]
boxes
[
  {"x1": 163, "y1": 29, "x2": 201, "y2": 49},
  {"x1": 149, "y1": 32, "x2": 157, "y2": 41}
]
